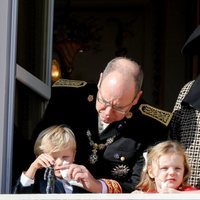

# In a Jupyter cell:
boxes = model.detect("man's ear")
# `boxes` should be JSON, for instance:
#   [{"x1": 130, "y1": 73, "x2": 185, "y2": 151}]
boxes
[
  {"x1": 148, "y1": 166, "x2": 155, "y2": 179},
  {"x1": 132, "y1": 90, "x2": 143, "y2": 106},
  {"x1": 97, "y1": 73, "x2": 103, "y2": 89}
]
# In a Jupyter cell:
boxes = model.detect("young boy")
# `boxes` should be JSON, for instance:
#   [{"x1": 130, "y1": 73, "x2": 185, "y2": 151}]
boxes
[
  {"x1": 13, "y1": 124, "x2": 122, "y2": 193},
  {"x1": 13, "y1": 124, "x2": 87, "y2": 193}
]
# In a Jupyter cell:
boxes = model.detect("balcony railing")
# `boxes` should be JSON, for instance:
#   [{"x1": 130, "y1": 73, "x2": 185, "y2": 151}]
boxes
[{"x1": 0, "y1": 193, "x2": 199, "y2": 200}]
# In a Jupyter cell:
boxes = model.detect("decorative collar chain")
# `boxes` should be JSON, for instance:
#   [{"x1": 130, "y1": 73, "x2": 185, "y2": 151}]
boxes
[{"x1": 86, "y1": 130, "x2": 116, "y2": 164}]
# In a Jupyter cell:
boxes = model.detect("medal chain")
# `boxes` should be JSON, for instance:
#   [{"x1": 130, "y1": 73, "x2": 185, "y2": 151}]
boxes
[{"x1": 86, "y1": 130, "x2": 116, "y2": 164}]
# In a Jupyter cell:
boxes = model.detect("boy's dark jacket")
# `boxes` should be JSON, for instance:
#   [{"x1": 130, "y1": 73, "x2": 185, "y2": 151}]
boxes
[{"x1": 13, "y1": 170, "x2": 88, "y2": 194}]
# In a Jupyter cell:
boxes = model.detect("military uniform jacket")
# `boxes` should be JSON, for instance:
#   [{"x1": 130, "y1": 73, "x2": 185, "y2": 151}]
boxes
[
  {"x1": 170, "y1": 75, "x2": 200, "y2": 188},
  {"x1": 34, "y1": 79, "x2": 172, "y2": 193}
]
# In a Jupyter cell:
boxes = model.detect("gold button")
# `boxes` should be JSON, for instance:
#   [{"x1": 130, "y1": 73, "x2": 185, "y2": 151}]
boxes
[
  {"x1": 126, "y1": 112, "x2": 133, "y2": 119},
  {"x1": 120, "y1": 156, "x2": 125, "y2": 161},
  {"x1": 88, "y1": 95, "x2": 94, "y2": 102}
]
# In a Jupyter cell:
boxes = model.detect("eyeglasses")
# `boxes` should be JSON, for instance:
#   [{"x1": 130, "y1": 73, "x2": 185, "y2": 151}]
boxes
[{"x1": 97, "y1": 90, "x2": 134, "y2": 115}]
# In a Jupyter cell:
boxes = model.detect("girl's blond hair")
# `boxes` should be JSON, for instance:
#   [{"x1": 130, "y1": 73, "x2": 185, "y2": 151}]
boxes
[{"x1": 136, "y1": 140, "x2": 191, "y2": 192}]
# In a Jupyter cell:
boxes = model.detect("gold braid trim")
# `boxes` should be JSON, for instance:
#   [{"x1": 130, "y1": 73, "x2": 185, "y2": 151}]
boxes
[
  {"x1": 139, "y1": 104, "x2": 173, "y2": 126},
  {"x1": 102, "y1": 179, "x2": 122, "y2": 193},
  {"x1": 53, "y1": 79, "x2": 87, "y2": 88}
]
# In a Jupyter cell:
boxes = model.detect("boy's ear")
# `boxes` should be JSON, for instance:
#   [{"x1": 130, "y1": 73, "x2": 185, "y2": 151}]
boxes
[{"x1": 147, "y1": 166, "x2": 154, "y2": 179}]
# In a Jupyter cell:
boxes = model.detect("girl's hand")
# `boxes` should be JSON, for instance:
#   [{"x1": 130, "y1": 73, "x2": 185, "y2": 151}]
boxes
[
  {"x1": 159, "y1": 187, "x2": 181, "y2": 193},
  {"x1": 157, "y1": 180, "x2": 180, "y2": 193}
]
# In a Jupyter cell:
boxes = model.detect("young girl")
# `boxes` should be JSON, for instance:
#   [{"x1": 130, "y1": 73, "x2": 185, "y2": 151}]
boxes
[{"x1": 135, "y1": 140, "x2": 199, "y2": 193}]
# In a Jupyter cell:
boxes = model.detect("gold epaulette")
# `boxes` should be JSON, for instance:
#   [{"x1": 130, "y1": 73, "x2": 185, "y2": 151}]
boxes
[
  {"x1": 52, "y1": 79, "x2": 87, "y2": 88},
  {"x1": 139, "y1": 104, "x2": 173, "y2": 126}
]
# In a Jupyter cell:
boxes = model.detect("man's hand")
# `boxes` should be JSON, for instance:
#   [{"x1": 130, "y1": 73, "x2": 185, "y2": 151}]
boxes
[{"x1": 62, "y1": 163, "x2": 102, "y2": 193}]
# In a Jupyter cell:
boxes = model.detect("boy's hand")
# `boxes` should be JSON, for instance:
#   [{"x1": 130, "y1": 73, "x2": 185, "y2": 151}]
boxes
[
  {"x1": 31, "y1": 153, "x2": 55, "y2": 169},
  {"x1": 25, "y1": 154, "x2": 55, "y2": 179}
]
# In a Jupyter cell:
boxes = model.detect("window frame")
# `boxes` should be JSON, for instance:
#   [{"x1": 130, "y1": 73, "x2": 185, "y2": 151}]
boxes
[{"x1": 0, "y1": 0, "x2": 54, "y2": 193}]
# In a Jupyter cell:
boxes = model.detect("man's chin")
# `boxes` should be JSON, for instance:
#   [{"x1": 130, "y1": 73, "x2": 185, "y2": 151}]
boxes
[
  {"x1": 99, "y1": 114, "x2": 112, "y2": 123},
  {"x1": 102, "y1": 118, "x2": 112, "y2": 124}
]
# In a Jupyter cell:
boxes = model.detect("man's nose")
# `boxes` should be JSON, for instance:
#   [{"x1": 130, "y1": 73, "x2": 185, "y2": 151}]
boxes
[{"x1": 104, "y1": 104, "x2": 113, "y2": 114}]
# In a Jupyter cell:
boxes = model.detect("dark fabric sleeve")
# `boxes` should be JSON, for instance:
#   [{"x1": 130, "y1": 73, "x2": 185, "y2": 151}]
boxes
[
  {"x1": 12, "y1": 179, "x2": 34, "y2": 194},
  {"x1": 120, "y1": 154, "x2": 144, "y2": 193}
]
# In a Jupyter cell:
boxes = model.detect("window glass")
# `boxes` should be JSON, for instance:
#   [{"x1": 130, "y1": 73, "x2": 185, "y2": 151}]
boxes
[
  {"x1": 12, "y1": 80, "x2": 46, "y2": 186},
  {"x1": 12, "y1": 0, "x2": 53, "y2": 188},
  {"x1": 17, "y1": 0, "x2": 47, "y2": 81}
]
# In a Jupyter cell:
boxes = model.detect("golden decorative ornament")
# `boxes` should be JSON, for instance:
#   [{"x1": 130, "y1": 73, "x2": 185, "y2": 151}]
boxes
[
  {"x1": 87, "y1": 130, "x2": 116, "y2": 164},
  {"x1": 87, "y1": 95, "x2": 94, "y2": 102},
  {"x1": 126, "y1": 111, "x2": 133, "y2": 119},
  {"x1": 102, "y1": 179, "x2": 122, "y2": 193},
  {"x1": 139, "y1": 104, "x2": 173, "y2": 126},
  {"x1": 111, "y1": 165, "x2": 130, "y2": 178},
  {"x1": 53, "y1": 79, "x2": 87, "y2": 88}
]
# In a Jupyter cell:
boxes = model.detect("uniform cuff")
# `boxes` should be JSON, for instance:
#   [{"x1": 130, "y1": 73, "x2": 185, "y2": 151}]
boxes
[
  {"x1": 101, "y1": 179, "x2": 122, "y2": 193},
  {"x1": 99, "y1": 179, "x2": 108, "y2": 193}
]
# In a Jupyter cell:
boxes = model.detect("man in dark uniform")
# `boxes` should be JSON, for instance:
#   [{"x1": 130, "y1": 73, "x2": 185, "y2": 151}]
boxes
[{"x1": 34, "y1": 57, "x2": 172, "y2": 192}]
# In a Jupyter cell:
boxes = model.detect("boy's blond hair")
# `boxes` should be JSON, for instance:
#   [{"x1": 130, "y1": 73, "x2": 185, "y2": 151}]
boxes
[{"x1": 34, "y1": 124, "x2": 76, "y2": 156}]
